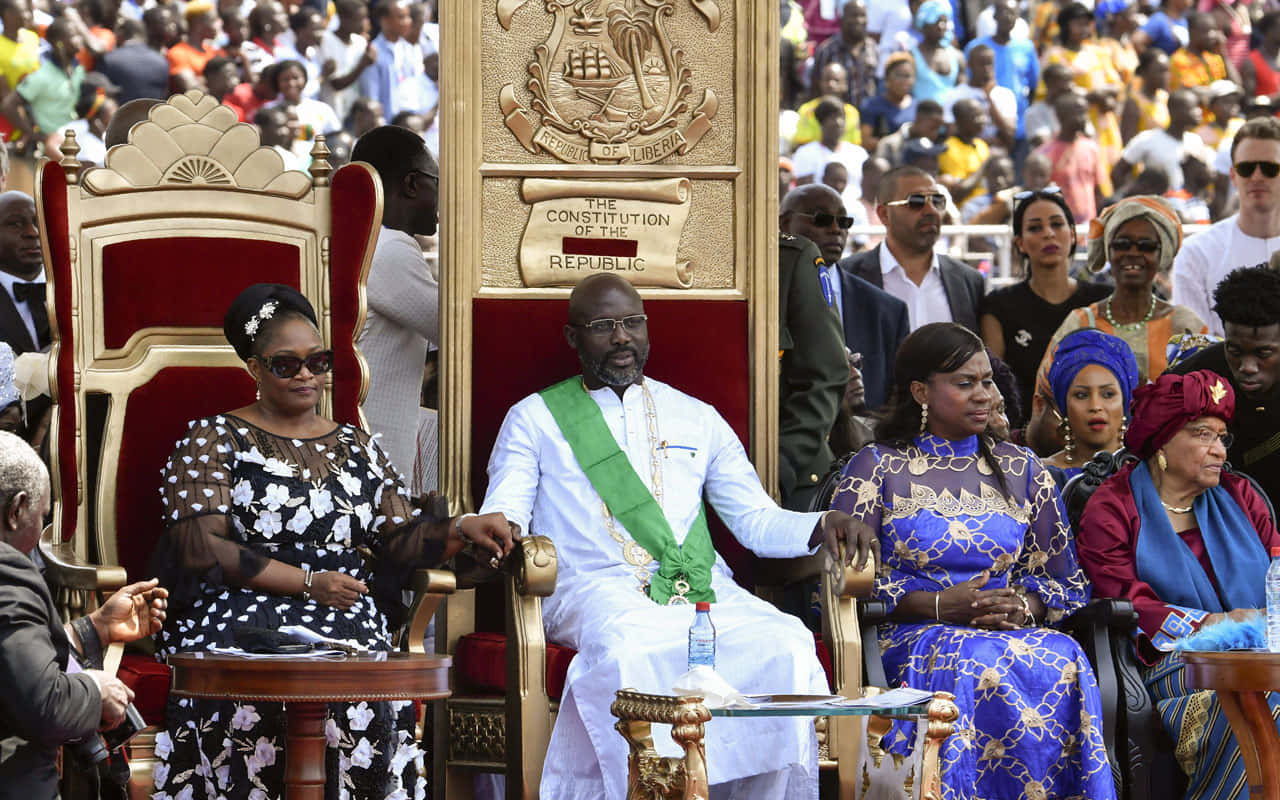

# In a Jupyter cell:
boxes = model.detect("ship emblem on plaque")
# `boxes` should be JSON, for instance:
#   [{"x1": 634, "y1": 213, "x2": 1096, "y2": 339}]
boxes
[{"x1": 497, "y1": 0, "x2": 720, "y2": 164}]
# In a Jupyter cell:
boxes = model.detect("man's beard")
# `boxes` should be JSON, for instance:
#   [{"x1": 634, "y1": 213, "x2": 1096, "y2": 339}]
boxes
[{"x1": 583, "y1": 344, "x2": 648, "y2": 387}]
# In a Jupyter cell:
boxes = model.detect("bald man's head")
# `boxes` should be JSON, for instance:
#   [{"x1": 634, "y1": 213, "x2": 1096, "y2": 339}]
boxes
[
  {"x1": 564, "y1": 274, "x2": 649, "y2": 393},
  {"x1": 567, "y1": 273, "x2": 642, "y2": 325},
  {"x1": 780, "y1": 182, "x2": 842, "y2": 215},
  {"x1": 780, "y1": 183, "x2": 849, "y2": 263},
  {"x1": 104, "y1": 98, "x2": 162, "y2": 148}
]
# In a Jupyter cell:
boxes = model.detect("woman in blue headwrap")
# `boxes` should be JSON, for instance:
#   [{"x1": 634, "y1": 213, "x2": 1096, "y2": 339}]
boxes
[
  {"x1": 911, "y1": 0, "x2": 966, "y2": 104},
  {"x1": 1043, "y1": 328, "x2": 1140, "y2": 487}
]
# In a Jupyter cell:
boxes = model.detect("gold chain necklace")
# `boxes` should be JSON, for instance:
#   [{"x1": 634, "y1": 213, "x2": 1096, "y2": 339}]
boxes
[{"x1": 594, "y1": 382, "x2": 685, "y2": 599}]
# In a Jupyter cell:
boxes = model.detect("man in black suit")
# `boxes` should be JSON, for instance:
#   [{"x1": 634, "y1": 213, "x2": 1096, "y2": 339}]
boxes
[
  {"x1": 837, "y1": 165, "x2": 986, "y2": 334},
  {"x1": 0, "y1": 192, "x2": 49, "y2": 356},
  {"x1": 0, "y1": 431, "x2": 169, "y2": 796},
  {"x1": 780, "y1": 183, "x2": 909, "y2": 411}
]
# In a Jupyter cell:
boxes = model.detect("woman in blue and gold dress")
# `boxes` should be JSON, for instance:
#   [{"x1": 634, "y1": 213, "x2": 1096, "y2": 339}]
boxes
[{"x1": 831, "y1": 322, "x2": 1115, "y2": 800}]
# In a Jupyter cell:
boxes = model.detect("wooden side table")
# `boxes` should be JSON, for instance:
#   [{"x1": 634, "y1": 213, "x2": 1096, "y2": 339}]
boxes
[
  {"x1": 168, "y1": 652, "x2": 451, "y2": 800},
  {"x1": 1183, "y1": 651, "x2": 1280, "y2": 800}
]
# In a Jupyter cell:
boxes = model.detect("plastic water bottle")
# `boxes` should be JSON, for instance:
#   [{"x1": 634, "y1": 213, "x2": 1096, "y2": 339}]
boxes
[
  {"x1": 688, "y1": 601, "x2": 716, "y2": 669},
  {"x1": 1268, "y1": 547, "x2": 1280, "y2": 653}
]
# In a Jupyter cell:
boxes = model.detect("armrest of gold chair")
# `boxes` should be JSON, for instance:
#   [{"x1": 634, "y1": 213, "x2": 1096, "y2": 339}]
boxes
[
  {"x1": 37, "y1": 526, "x2": 128, "y2": 623},
  {"x1": 399, "y1": 568, "x2": 457, "y2": 654},
  {"x1": 819, "y1": 543, "x2": 876, "y2": 798},
  {"x1": 506, "y1": 535, "x2": 556, "y2": 800}
]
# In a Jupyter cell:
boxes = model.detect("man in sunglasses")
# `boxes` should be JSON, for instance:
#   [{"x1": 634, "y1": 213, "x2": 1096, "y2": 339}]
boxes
[
  {"x1": 1173, "y1": 116, "x2": 1280, "y2": 335},
  {"x1": 781, "y1": 183, "x2": 908, "y2": 412},
  {"x1": 351, "y1": 125, "x2": 440, "y2": 488},
  {"x1": 477, "y1": 273, "x2": 881, "y2": 800},
  {"x1": 774, "y1": 185, "x2": 849, "y2": 508},
  {"x1": 838, "y1": 165, "x2": 986, "y2": 334}
]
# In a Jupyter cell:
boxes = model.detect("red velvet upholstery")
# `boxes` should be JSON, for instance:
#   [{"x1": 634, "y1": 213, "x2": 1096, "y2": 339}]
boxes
[
  {"x1": 328, "y1": 163, "x2": 381, "y2": 426},
  {"x1": 39, "y1": 162, "x2": 77, "y2": 543},
  {"x1": 118, "y1": 654, "x2": 171, "y2": 726},
  {"x1": 468, "y1": 298, "x2": 751, "y2": 510},
  {"x1": 454, "y1": 631, "x2": 836, "y2": 701},
  {"x1": 100, "y1": 239, "x2": 300, "y2": 350},
  {"x1": 113, "y1": 367, "x2": 255, "y2": 584}
]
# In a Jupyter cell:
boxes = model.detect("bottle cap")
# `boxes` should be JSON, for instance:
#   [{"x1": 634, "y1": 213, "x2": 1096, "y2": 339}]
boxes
[
  {"x1": 1272, "y1": 546, "x2": 1280, "y2": 558},
  {"x1": 695, "y1": 601, "x2": 711, "y2": 611}
]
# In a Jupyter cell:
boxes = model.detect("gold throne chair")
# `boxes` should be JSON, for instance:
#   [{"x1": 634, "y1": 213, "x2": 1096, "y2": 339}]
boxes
[{"x1": 33, "y1": 90, "x2": 405, "y2": 797}]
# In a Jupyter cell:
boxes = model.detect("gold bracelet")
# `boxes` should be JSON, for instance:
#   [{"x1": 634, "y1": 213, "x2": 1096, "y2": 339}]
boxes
[{"x1": 935, "y1": 590, "x2": 941, "y2": 622}]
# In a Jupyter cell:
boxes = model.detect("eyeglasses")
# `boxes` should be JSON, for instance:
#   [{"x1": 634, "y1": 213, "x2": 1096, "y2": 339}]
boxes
[
  {"x1": 1234, "y1": 160, "x2": 1280, "y2": 179},
  {"x1": 884, "y1": 192, "x2": 947, "y2": 211},
  {"x1": 1013, "y1": 185, "x2": 1063, "y2": 202},
  {"x1": 571, "y1": 314, "x2": 648, "y2": 336},
  {"x1": 1183, "y1": 425, "x2": 1233, "y2": 449},
  {"x1": 255, "y1": 350, "x2": 335, "y2": 379},
  {"x1": 795, "y1": 211, "x2": 855, "y2": 229},
  {"x1": 409, "y1": 168, "x2": 439, "y2": 183},
  {"x1": 1109, "y1": 237, "x2": 1160, "y2": 253}
]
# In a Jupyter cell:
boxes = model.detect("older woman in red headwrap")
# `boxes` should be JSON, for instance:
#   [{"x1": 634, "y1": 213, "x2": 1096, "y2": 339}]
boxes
[{"x1": 1076, "y1": 369, "x2": 1280, "y2": 799}]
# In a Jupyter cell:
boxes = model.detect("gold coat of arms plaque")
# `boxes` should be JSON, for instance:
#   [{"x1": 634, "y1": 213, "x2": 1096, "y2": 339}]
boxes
[{"x1": 497, "y1": 0, "x2": 720, "y2": 164}]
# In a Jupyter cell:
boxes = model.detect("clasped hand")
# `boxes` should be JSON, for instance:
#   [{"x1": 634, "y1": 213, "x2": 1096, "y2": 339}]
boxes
[
  {"x1": 454, "y1": 512, "x2": 521, "y2": 566},
  {"x1": 816, "y1": 510, "x2": 881, "y2": 573},
  {"x1": 939, "y1": 570, "x2": 1025, "y2": 630}
]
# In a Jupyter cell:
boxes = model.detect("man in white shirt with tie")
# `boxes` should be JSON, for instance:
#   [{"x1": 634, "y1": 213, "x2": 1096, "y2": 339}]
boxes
[
  {"x1": 477, "y1": 274, "x2": 878, "y2": 800},
  {"x1": 0, "y1": 193, "x2": 48, "y2": 356}
]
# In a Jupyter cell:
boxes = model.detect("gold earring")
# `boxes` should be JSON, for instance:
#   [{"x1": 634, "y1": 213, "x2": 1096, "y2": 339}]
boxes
[
  {"x1": 1062, "y1": 423, "x2": 1076, "y2": 464},
  {"x1": 920, "y1": 402, "x2": 929, "y2": 433},
  {"x1": 1157, "y1": 450, "x2": 1168, "y2": 471}
]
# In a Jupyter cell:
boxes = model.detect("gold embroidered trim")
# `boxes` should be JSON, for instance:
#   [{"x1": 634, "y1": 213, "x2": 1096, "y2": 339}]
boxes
[{"x1": 883, "y1": 483, "x2": 1032, "y2": 525}]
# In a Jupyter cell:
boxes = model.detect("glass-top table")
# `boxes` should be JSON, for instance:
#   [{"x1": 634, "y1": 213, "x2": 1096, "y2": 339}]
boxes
[
  {"x1": 611, "y1": 687, "x2": 958, "y2": 800},
  {"x1": 708, "y1": 688, "x2": 934, "y2": 718}
]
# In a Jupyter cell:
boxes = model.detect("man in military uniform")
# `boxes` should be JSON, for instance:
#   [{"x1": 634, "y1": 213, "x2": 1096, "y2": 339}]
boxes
[{"x1": 776, "y1": 217, "x2": 848, "y2": 511}]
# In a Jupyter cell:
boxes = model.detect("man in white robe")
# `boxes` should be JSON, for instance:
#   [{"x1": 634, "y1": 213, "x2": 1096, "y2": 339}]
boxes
[{"x1": 471, "y1": 274, "x2": 878, "y2": 800}]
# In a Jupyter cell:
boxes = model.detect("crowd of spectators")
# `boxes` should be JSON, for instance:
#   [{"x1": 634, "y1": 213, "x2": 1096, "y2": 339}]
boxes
[
  {"x1": 3, "y1": 1, "x2": 1280, "y2": 797},
  {"x1": 781, "y1": 0, "x2": 1280, "y2": 482},
  {"x1": 0, "y1": 0, "x2": 438, "y2": 171},
  {"x1": 782, "y1": 0, "x2": 1280, "y2": 235}
]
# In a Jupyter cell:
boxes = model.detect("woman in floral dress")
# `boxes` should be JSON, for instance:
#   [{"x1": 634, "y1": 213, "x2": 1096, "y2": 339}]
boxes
[
  {"x1": 149, "y1": 284, "x2": 514, "y2": 800},
  {"x1": 830, "y1": 323, "x2": 1114, "y2": 800}
]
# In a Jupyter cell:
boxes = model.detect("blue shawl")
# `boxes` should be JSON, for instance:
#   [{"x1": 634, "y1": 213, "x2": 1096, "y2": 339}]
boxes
[{"x1": 1131, "y1": 461, "x2": 1267, "y2": 612}]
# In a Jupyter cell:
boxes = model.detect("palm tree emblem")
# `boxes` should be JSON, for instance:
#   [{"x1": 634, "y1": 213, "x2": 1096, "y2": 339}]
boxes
[{"x1": 607, "y1": 4, "x2": 659, "y2": 112}]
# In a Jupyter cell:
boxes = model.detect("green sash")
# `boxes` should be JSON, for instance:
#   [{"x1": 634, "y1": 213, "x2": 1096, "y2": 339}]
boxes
[{"x1": 539, "y1": 377, "x2": 716, "y2": 605}]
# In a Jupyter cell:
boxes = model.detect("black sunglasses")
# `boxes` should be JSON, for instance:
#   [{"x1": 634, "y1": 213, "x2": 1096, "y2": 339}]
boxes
[
  {"x1": 256, "y1": 350, "x2": 334, "y2": 379},
  {"x1": 1234, "y1": 160, "x2": 1280, "y2": 178},
  {"x1": 885, "y1": 192, "x2": 947, "y2": 211},
  {"x1": 1109, "y1": 237, "x2": 1160, "y2": 254},
  {"x1": 795, "y1": 210, "x2": 855, "y2": 229}
]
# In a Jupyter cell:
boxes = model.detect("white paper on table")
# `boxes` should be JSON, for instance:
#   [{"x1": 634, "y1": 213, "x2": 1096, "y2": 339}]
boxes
[
  {"x1": 206, "y1": 645, "x2": 350, "y2": 660},
  {"x1": 278, "y1": 624, "x2": 371, "y2": 653},
  {"x1": 671, "y1": 665, "x2": 752, "y2": 708},
  {"x1": 828, "y1": 688, "x2": 936, "y2": 708}
]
